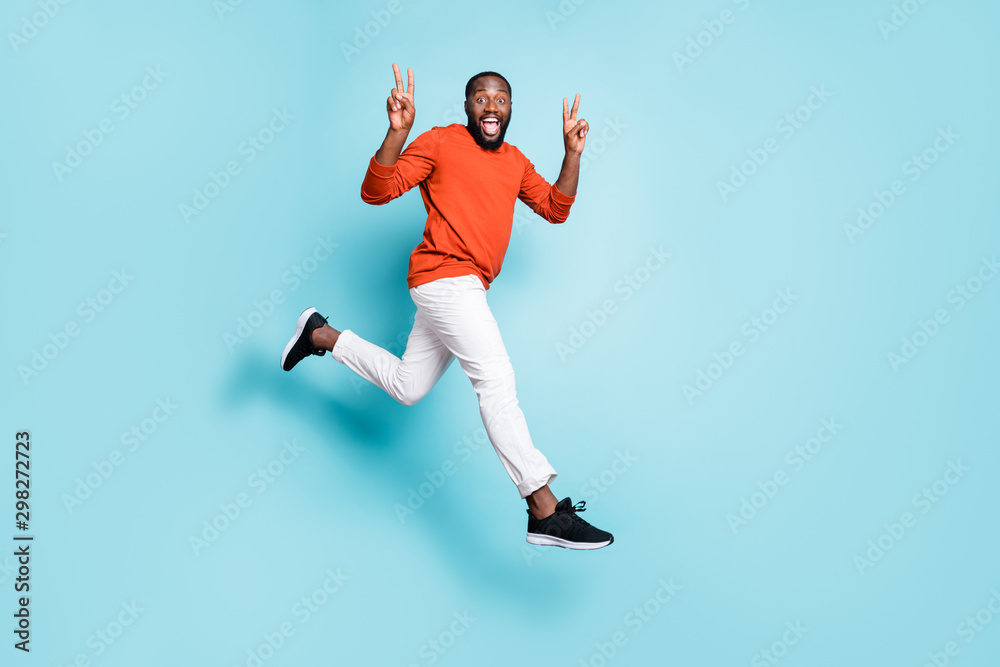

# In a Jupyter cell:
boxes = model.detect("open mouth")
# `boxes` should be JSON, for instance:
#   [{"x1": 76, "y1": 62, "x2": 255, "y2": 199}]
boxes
[{"x1": 480, "y1": 116, "x2": 501, "y2": 137}]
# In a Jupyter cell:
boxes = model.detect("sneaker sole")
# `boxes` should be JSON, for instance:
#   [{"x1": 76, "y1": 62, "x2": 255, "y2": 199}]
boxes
[
  {"x1": 280, "y1": 307, "x2": 318, "y2": 371},
  {"x1": 525, "y1": 533, "x2": 613, "y2": 550}
]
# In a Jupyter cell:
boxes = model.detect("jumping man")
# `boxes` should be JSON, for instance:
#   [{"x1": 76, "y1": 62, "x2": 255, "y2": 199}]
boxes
[{"x1": 281, "y1": 63, "x2": 613, "y2": 550}]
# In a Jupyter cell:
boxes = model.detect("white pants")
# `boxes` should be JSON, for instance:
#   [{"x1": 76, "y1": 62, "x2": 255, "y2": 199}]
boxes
[{"x1": 331, "y1": 274, "x2": 557, "y2": 498}]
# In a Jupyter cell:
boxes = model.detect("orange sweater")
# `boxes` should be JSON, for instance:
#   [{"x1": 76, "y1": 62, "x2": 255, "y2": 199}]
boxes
[{"x1": 360, "y1": 123, "x2": 575, "y2": 290}]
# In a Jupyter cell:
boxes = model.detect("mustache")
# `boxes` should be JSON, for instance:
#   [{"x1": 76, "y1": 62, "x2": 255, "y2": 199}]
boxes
[{"x1": 465, "y1": 108, "x2": 511, "y2": 150}]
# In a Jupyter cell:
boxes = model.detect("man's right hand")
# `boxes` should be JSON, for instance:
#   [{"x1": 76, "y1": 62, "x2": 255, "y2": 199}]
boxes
[{"x1": 386, "y1": 63, "x2": 415, "y2": 132}]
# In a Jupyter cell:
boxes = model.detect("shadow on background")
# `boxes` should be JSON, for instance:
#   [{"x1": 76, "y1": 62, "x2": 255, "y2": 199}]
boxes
[{"x1": 221, "y1": 340, "x2": 577, "y2": 606}]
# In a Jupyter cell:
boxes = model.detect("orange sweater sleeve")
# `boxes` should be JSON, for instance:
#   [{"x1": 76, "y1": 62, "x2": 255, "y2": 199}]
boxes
[
  {"x1": 517, "y1": 157, "x2": 576, "y2": 224},
  {"x1": 360, "y1": 128, "x2": 438, "y2": 205}
]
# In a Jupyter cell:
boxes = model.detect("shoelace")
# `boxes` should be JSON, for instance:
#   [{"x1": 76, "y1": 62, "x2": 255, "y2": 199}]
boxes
[{"x1": 562, "y1": 501, "x2": 589, "y2": 525}]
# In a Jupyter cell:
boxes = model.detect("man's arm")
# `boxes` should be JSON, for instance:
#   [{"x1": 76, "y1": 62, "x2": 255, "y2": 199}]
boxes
[
  {"x1": 375, "y1": 127, "x2": 410, "y2": 167},
  {"x1": 361, "y1": 63, "x2": 433, "y2": 205},
  {"x1": 518, "y1": 161, "x2": 575, "y2": 224},
  {"x1": 375, "y1": 63, "x2": 414, "y2": 166},
  {"x1": 517, "y1": 94, "x2": 589, "y2": 222},
  {"x1": 554, "y1": 94, "x2": 588, "y2": 197}
]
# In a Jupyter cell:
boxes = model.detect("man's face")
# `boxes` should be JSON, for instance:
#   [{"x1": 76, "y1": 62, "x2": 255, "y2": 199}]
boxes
[{"x1": 465, "y1": 76, "x2": 511, "y2": 151}]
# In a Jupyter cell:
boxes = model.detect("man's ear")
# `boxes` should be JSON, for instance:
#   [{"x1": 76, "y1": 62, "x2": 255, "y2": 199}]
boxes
[{"x1": 464, "y1": 100, "x2": 468, "y2": 114}]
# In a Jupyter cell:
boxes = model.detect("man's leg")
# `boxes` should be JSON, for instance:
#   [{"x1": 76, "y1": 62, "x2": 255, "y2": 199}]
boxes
[
  {"x1": 286, "y1": 286, "x2": 612, "y2": 547},
  {"x1": 313, "y1": 299, "x2": 558, "y2": 515},
  {"x1": 312, "y1": 310, "x2": 453, "y2": 407},
  {"x1": 409, "y1": 275, "x2": 558, "y2": 507},
  {"x1": 525, "y1": 485, "x2": 559, "y2": 520}
]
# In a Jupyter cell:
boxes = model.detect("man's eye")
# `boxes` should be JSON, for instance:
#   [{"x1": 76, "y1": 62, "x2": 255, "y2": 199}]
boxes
[{"x1": 498, "y1": 98, "x2": 505, "y2": 104}]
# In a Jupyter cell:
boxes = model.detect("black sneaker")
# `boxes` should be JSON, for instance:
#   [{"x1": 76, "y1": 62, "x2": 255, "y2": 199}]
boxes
[
  {"x1": 526, "y1": 498, "x2": 613, "y2": 550},
  {"x1": 280, "y1": 307, "x2": 329, "y2": 371}
]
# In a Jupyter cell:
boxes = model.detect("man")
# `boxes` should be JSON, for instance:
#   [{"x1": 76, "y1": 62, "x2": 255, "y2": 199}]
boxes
[{"x1": 281, "y1": 64, "x2": 612, "y2": 550}]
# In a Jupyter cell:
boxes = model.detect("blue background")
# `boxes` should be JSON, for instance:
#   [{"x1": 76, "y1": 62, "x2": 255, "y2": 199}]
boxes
[{"x1": 2, "y1": 1, "x2": 998, "y2": 665}]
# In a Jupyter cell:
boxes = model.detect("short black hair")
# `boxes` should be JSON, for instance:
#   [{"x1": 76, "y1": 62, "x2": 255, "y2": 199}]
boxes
[{"x1": 465, "y1": 71, "x2": 511, "y2": 100}]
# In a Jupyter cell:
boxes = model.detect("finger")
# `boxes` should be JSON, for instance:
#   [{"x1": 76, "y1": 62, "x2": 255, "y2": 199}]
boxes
[
  {"x1": 570, "y1": 94, "x2": 580, "y2": 120},
  {"x1": 407, "y1": 67, "x2": 414, "y2": 95},
  {"x1": 390, "y1": 88, "x2": 401, "y2": 110},
  {"x1": 392, "y1": 63, "x2": 403, "y2": 91},
  {"x1": 563, "y1": 97, "x2": 569, "y2": 122}
]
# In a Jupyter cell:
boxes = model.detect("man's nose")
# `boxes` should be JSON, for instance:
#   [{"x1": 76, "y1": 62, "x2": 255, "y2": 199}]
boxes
[{"x1": 484, "y1": 98, "x2": 498, "y2": 112}]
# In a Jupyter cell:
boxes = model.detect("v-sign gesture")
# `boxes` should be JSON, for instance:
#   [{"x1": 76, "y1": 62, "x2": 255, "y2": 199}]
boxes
[
  {"x1": 563, "y1": 94, "x2": 588, "y2": 156},
  {"x1": 387, "y1": 63, "x2": 415, "y2": 133}
]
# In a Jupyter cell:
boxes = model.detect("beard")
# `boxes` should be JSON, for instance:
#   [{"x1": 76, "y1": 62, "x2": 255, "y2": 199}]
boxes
[{"x1": 465, "y1": 109, "x2": 512, "y2": 151}]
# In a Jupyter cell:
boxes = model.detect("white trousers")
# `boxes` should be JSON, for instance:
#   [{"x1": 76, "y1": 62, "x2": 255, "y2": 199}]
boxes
[{"x1": 331, "y1": 274, "x2": 557, "y2": 498}]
